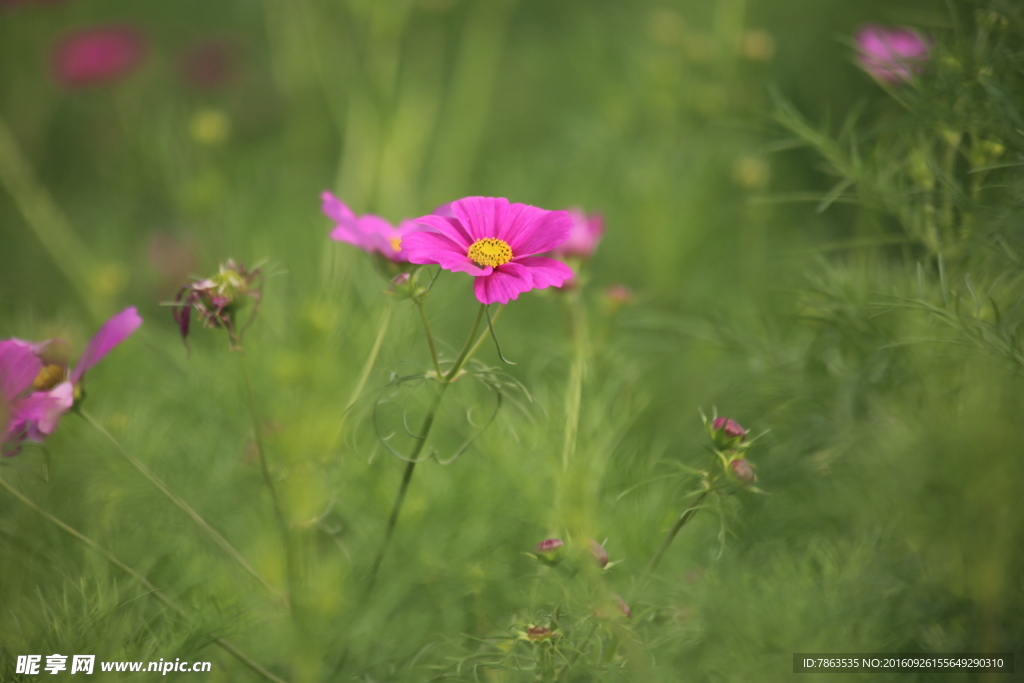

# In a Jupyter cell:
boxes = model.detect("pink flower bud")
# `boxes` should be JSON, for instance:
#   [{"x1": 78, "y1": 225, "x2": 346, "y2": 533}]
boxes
[
  {"x1": 730, "y1": 458, "x2": 756, "y2": 485},
  {"x1": 533, "y1": 538, "x2": 565, "y2": 566},
  {"x1": 616, "y1": 594, "x2": 631, "y2": 619},
  {"x1": 588, "y1": 539, "x2": 609, "y2": 568},
  {"x1": 710, "y1": 417, "x2": 747, "y2": 450}
]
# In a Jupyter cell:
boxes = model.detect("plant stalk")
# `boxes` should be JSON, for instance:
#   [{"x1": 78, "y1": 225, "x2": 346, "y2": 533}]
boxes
[{"x1": 645, "y1": 490, "x2": 710, "y2": 574}]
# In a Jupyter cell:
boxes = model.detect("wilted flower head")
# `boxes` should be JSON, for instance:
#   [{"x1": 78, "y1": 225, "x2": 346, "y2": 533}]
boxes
[
  {"x1": 172, "y1": 259, "x2": 263, "y2": 350},
  {"x1": 50, "y1": 25, "x2": 146, "y2": 88},
  {"x1": 855, "y1": 25, "x2": 931, "y2": 84},
  {"x1": 730, "y1": 457, "x2": 756, "y2": 485},
  {"x1": 322, "y1": 191, "x2": 435, "y2": 265},
  {"x1": 404, "y1": 197, "x2": 574, "y2": 304},
  {"x1": 1, "y1": 308, "x2": 142, "y2": 456},
  {"x1": 553, "y1": 208, "x2": 604, "y2": 260},
  {"x1": 525, "y1": 625, "x2": 557, "y2": 642}
]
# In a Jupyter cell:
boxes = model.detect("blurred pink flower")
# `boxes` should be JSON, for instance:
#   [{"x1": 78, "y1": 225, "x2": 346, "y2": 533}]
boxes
[
  {"x1": 855, "y1": 25, "x2": 931, "y2": 84},
  {"x1": 1, "y1": 308, "x2": 142, "y2": 456},
  {"x1": 179, "y1": 38, "x2": 237, "y2": 90},
  {"x1": 50, "y1": 24, "x2": 146, "y2": 88},
  {"x1": 322, "y1": 191, "x2": 431, "y2": 263},
  {"x1": 403, "y1": 196, "x2": 574, "y2": 305},
  {"x1": 554, "y1": 208, "x2": 604, "y2": 259}
]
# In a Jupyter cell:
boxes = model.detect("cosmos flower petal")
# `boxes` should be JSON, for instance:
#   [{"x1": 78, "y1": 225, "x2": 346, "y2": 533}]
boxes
[
  {"x1": 321, "y1": 191, "x2": 356, "y2": 223},
  {"x1": 18, "y1": 382, "x2": 74, "y2": 438},
  {"x1": 402, "y1": 231, "x2": 492, "y2": 275},
  {"x1": 412, "y1": 214, "x2": 473, "y2": 246},
  {"x1": 473, "y1": 262, "x2": 535, "y2": 305},
  {"x1": 511, "y1": 257, "x2": 574, "y2": 290},
  {"x1": 71, "y1": 307, "x2": 143, "y2": 384},
  {"x1": 506, "y1": 207, "x2": 573, "y2": 256},
  {"x1": 451, "y1": 197, "x2": 511, "y2": 242},
  {"x1": 0, "y1": 341, "x2": 43, "y2": 402}
]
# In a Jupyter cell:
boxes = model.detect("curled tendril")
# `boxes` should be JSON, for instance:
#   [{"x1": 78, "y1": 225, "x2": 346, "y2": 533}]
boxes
[{"x1": 368, "y1": 366, "x2": 505, "y2": 466}]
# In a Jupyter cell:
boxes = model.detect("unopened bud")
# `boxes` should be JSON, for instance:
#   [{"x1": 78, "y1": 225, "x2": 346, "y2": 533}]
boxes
[
  {"x1": 534, "y1": 538, "x2": 565, "y2": 566},
  {"x1": 588, "y1": 539, "x2": 609, "y2": 568},
  {"x1": 730, "y1": 458, "x2": 756, "y2": 485},
  {"x1": 710, "y1": 416, "x2": 747, "y2": 450}
]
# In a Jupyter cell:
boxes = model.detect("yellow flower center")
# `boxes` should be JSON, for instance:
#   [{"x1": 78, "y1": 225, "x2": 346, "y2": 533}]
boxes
[
  {"x1": 33, "y1": 364, "x2": 65, "y2": 391},
  {"x1": 389, "y1": 236, "x2": 402, "y2": 253},
  {"x1": 467, "y1": 238, "x2": 513, "y2": 268}
]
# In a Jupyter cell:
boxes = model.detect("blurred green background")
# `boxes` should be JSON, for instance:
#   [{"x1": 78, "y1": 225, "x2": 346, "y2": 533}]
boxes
[{"x1": 2, "y1": 0, "x2": 1023, "y2": 681}]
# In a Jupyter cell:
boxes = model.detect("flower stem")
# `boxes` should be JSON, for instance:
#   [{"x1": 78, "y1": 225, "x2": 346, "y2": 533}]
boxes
[
  {"x1": 416, "y1": 299, "x2": 443, "y2": 378},
  {"x1": 644, "y1": 490, "x2": 709, "y2": 574},
  {"x1": 80, "y1": 410, "x2": 281, "y2": 600},
  {"x1": 330, "y1": 301, "x2": 393, "y2": 451},
  {"x1": 238, "y1": 353, "x2": 302, "y2": 627},
  {"x1": 0, "y1": 473, "x2": 290, "y2": 683},
  {"x1": 366, "y1": 304, "x2": 487, "y2": 589},
  {"x1": 561, "y1": 291, "x2": 589, "y2": 473}
]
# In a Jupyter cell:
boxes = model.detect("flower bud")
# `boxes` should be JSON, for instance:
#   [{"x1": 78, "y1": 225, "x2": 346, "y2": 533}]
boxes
[
  {"x1": 588, "y1": 539, "x2": 609, "y2": 569},
  {"x1": 729, "y1": 458, "x2": 756, "y2": 485},
  {"x1": 709, "y1": 416, "x2": 747, "y2": 450},
  {"x1": 533, "y1": 538, "x2": 565, "y2": 566}
]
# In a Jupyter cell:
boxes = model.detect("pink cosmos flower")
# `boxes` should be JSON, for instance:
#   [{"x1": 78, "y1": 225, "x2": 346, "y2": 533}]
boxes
[
  {"x1": 51, "y1": 25, "x2": 146, "y2": 88},
  {"x1": 0, "y1": 308, "x2": 142, "y2": 456},
  {"x1": 403, "y1": 197, "x2": 574, "y2": 305},
  {"x1": 554, "y1": 208, "x2": 604, "y2": 260},
  {"x1": 710, "y1": 416, "x2": 748, "y2": 451},
  {"x1": 855, "y1": 25, "x2": 931, "y2": 84},
  {"x1": 322, "y1": 191, "x2": 433, "y2": 263}
]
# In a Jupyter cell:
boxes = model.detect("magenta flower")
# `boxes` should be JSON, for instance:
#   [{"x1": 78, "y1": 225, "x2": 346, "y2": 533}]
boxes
[
  {"x1": 1, "y1": 308, "x2": 142, "y2": 456},
  {"x1": 403, "y1": 197, "x2": 574, "y2": 305},
  {"x1": 554, "y1": 208, "x2": 605, "y2": 260},
  {"x1": 50, "y1": 25, "x2": 146, "y2": 88},
  {"x1": 855, "y1": 25, "x2": 931, "y2": 84},
  {"x1": 322, "y1": 191, "x2": 430, "y2": 263}
]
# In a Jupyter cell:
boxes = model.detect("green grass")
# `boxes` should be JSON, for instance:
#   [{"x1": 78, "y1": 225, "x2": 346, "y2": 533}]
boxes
[{"x1": 2, "y1": 0, "x2": 1023, "y2": 681}]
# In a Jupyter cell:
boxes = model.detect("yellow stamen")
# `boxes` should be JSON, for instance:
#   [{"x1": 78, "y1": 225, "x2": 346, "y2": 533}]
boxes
[
  {"x1": 467, "y1": 238, "x2": 513, "y2": 268},
  {"x1": 389, "y1": 236, "x2": 402, "y2": 253},
  {"x1": 33, "y1": 364, "x2": 65, "y2": 391}
]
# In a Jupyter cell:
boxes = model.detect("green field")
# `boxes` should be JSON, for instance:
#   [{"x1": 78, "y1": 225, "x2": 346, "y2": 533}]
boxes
[{"x1": 1, "y1": 1, "x2": 1022, "y2": 681}]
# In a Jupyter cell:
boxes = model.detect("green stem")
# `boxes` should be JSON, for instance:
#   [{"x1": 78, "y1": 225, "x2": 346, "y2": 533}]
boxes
[
  {"x1": 464, "y1": 304, "x2": 503, "y2": 362},
  {"x1": 561, "y1": 293, "x2": 589, "y2": 473},
  {"x1": 0, "y1": 473, "x2": 290, "y2": 683},
  {"x1": 238, "y1": 353, "x2": 302, "y2": 627},
  {"x1": 81, "y1": 410, "x2": 281, "y2": 600},
  {"x1": 644, "y1": 490, "x2": 710, "y2": 574},
  {"x1": 366, "y1": 304, "x2": 487, "y2": 588},
  {"x1": 330, "y1": 301, "x2": 393, "y2": 451},
  {"x1": 416, "y1": 299, "x2": 443, "y2": 378}
]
